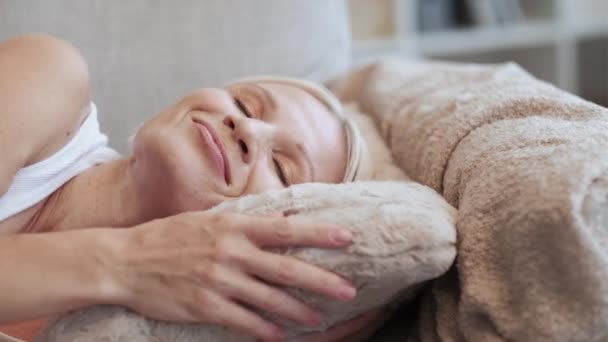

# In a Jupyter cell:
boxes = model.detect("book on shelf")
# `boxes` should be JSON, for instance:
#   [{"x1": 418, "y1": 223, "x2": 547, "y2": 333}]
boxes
[
  {"x1": 417, "y1": 0, "x2": 526, "y2": 33},
  {"x1": 464, "y1": 0, "x2": 524, "y2": 27},
  {"x1": 493, "y1": 0, "x2": 524, "y2": 25},
  {"x1": 418, "y1": 0, "x2": 457, "y2": 32},
  {"x1": 465, "y1": 0, "x2": 498, "y2": 26}
]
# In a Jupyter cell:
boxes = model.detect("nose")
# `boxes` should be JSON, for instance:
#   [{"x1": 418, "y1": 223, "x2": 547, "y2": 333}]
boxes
[{"x1": 222, "y1": 115, "x2": 272, "y2": 164}]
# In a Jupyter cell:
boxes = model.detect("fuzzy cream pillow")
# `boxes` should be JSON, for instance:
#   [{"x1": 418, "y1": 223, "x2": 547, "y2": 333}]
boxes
[{"x1": 37, "y1": 181, "x2": 456, "y2": 342}]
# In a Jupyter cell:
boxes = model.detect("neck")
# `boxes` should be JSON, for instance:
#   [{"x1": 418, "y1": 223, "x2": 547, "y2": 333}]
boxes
[{"x1": 30, "y1": 159, "x2": 149, "y2": 232}]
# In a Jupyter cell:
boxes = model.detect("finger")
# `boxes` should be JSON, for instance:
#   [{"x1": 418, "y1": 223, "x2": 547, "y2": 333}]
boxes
[
  {"x1": 341, "y1": 309, "x2": 393, "y2": 342},
  {"x1": 218, "y1": 213, "x2": 352, "y2": 248},
  {"x1": 292, "y1": 308, "x2": 388, "y2": 342},
  {"x1": 214, "y1": 266, "x2": 323, "y2": 327},
  {"x1": 241, "y1": 215, "x2": 353, "y2": 248},
  {"x1": 240, "y1": 249, "x2": 357, "y2": 302},
  {"x1": 202, "y1": 291, "x2": 284, "y2": 342}
]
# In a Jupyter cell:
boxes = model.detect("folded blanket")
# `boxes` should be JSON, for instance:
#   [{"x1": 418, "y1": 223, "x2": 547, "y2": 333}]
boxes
[{"x1": 331, "y1": 60, "x2": 608, "y2": 341}]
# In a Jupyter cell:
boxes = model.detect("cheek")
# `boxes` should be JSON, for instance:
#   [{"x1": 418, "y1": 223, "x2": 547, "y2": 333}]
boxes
[
  {"x1": 167, "y1": 151, "x2": 231, "y2": 211},
  {"x1": 238, "y1": 165, "x2": 282, "y2": 196},
  {"x1": 132, "y1": 124, "x2": 222, "y2": 213}
]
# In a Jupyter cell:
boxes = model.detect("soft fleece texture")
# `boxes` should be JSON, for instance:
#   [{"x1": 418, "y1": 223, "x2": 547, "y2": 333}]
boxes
[
  {"x1": 36, "y1": 181, "x2": 456, "y2": 342},
  {"x1": 34, "y1": 108, "x2": 454, "y2": 341},
  {"x1": 331, "y1": 59, "x2": 608, "y2": 341}
]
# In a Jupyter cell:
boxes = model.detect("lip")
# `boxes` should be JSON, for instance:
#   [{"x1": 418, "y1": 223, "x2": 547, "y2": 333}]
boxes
[{"x1": 191, "y1": 117, "x2": 232, "y2": 185}]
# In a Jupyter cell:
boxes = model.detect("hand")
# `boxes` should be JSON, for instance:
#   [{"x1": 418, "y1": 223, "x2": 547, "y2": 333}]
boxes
[
  {"x1": 105, "y1": 211, "x2": 356, "y2": 342},
  {"x1": 292, "y1": 308, "x2": 390, "y2": 342}
]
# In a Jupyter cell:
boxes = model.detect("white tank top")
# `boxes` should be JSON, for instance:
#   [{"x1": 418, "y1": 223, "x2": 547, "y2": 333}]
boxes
[{"x1": 0, "y1": 103, "x2": 120, "y2": 221}]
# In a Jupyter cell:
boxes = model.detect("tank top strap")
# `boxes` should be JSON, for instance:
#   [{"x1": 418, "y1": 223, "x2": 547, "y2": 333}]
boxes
[{"x1": 0, "y1": 103, "x2": 120, "y2": 221}]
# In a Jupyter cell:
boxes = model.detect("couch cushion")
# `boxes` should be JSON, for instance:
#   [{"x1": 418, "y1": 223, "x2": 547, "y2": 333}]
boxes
[{"x1": 0, "y1": 0, "x2": 351, "y2": 153}]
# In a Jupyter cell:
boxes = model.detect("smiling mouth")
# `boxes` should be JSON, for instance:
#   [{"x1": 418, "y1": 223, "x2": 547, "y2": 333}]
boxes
[{"x1": 191, "y1": 117, "x2": 232, "y2": 185}]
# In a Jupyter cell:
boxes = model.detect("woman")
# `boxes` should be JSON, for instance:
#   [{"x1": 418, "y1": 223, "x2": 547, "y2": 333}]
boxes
[{"x1": 0, "y1": 35, "x2": 377, "y2": 341}]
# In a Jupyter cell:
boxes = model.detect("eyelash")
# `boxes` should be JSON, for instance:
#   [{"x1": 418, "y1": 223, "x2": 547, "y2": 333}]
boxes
[
  {"x1": 273, "y1": 158, "x2": 289, "y2": 187},
  {"x1": 234, "y1": 98, "x2": 252, "y2": 118}
]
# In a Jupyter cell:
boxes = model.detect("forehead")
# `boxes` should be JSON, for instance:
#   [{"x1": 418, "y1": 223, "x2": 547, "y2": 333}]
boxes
[{"x1": 261, "y1": 82, "x2": 334, "y2": 128}]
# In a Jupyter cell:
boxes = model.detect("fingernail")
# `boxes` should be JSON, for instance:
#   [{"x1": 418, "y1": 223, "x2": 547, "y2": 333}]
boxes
[
  {"x1": 341, "y1": 278, "x2": 354, "y2": 288},
  {"x1": 339, "y1": 286, "x2": 357, "y2": 301},
  {"x1": 331, "y1": 228, "x2": 353, "y2": 244}
]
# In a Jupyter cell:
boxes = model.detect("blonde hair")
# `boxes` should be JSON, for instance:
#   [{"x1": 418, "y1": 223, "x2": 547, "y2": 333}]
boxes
[{"x1": 226, "y1": 76, "x2": 369, "y2": 183}]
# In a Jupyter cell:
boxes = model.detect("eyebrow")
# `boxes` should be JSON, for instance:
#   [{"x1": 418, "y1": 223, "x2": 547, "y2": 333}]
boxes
[
  {"x1": 248, "y1": 83, "x2": 277, "y2": 112},
  {"x1": 296, "y1": 143, "x2": 315, "y2": 182}
]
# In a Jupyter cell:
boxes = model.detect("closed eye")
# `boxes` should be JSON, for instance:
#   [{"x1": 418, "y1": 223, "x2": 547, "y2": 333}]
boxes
[
  {"x1": 234, "y1": 98, "x2": 252, "y2": 118},
  {"x1": 273, "y1": 158, "x2": 289, "y2": 187}
]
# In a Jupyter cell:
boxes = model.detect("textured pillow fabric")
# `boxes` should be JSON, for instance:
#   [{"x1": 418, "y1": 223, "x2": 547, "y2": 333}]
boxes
[
  {"x1": 0, "y1": 1, "x2": 351, "y2": 153},
  {"x1": 37, "y1": 181, "x2": 457, "y2": 342}
]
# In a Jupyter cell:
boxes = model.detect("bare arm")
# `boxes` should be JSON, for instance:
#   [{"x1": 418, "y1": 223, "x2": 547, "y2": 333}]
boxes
[
  {"x1": 0, "y1": 33, "x2": 100, "y2": 322},
  {"x1": 1, "y1": 211, "x2": 356, "y2": 341},
  {"x1": 0, "y1": 228, "x2": 120, "y2": 322}
]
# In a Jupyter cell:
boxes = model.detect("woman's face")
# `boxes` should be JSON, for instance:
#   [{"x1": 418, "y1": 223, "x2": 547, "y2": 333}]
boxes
[{"x1": 132, "y1": 81, "x2": 347, "y2": 215}]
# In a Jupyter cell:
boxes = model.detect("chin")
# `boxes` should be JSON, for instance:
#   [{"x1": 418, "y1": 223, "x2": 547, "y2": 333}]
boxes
[{"x1": 132, "y1": 129, "x2": 227, "y2": 216}]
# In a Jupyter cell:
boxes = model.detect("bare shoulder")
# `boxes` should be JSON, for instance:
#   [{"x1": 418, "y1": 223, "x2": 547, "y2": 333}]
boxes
[{"x1": 0, "y1": 34, "x2": 91, "y2": 194}]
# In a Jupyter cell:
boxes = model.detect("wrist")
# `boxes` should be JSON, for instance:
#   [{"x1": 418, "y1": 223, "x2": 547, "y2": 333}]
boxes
[{"x1": 84, "y1": 228, "x2": 132, "y2": 308}]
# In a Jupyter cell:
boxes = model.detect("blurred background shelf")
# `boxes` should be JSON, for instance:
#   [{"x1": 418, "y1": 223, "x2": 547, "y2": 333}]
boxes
[
  {"x1": 418, "y1": 20, "x2": 557, "y2": 56},
  {"x1": 348, "y1": 0, "x2": 608, "y2": 106}
]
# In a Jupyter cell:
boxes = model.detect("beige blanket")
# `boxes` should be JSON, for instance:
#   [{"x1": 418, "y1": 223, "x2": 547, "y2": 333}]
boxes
[{"x1": 331, "y1": 60, "x2": 608, "y2": 341}]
